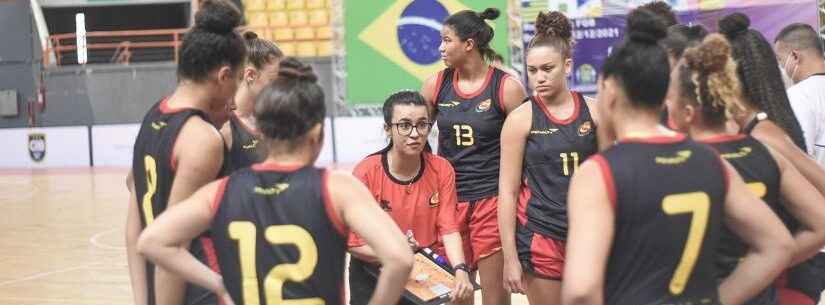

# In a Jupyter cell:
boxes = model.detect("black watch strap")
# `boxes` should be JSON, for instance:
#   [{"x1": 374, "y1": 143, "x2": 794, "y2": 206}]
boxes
[{"x1": 453, "y1": 263, "x2": 470, "y2": 273}]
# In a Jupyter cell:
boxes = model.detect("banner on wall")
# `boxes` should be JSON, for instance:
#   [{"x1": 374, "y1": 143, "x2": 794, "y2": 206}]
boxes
[
  {"x1": 0, "y1": 126, "x2": 90, "y2": 168},
  {"x1": 345, "y1": 0, "x2": 511, "y2": 105},
  {"x1": 520, "y1": 0, "x2": 819, "y2": 94}
]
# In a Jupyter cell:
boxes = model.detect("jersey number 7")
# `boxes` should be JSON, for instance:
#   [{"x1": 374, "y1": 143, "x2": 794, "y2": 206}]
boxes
[{"x1": 662, "y1": 191, "x2": 710, "y2": 296}]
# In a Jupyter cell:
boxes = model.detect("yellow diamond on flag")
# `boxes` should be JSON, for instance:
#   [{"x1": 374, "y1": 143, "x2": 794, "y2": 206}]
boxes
[{"x1": 358, "y1": 0, "x2": 480, "y2": 81}]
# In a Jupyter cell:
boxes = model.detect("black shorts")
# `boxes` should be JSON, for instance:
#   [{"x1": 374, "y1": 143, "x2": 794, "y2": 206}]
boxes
[{"x1": 786, "y1": 252, "x2": 825, "y2": 303}]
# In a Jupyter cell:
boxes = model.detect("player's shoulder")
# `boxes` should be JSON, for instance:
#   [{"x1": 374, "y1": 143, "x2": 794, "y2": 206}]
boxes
[
  {"x1": 423, "y1": 152, "x2": 456, "y2": 177},
  {"x1": 354, "y1": 153, "x2": 383, "y2": 171}
]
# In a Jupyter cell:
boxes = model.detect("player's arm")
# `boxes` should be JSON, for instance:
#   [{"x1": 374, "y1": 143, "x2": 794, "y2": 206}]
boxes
[
  {"x1": 584, "y1": 98, "x2": 612, "y2": 151},
  {"x1": 766, "y1": 144, "x2": 825, "y2": 265},
  {"x1": 421, "y1": 73, "x2": 440, "y2": 118},
  {"x1": 719, "y1": 161, "x2": 794, "y2": 305},
  {"x1": 125, "y1": 174, "x2": 149, "y2": 305},
  {"x1": 347, "y1": 163, "x2": 382, "y2": 263},
  {"x1": 138, "y1": 180, "x2": 233, "y2": 305},
  {"x1": 497, "y1": 102, "x2": 531, "y2": 294},
  {"x1": 561, "y1": 158, "x2": 613, "y2": 305},
  {"x1": 753, "y1": 121, "x2": 825, "y2": 200},
  {"x1": 219, "y1": 121, "x2": 233, "y2": 150},
  {"x1": 499, "y1": 76, "x2": 528, "y2": 115},
  {"x1": 435, "y1": 161, "x2": 472, "y2": 302},
  {"x1": 328, "y1": 170, "x2": 414, "y2": 305}
]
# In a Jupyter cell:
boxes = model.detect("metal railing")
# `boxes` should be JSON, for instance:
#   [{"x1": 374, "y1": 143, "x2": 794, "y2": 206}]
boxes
[{"x1": 43, "y1": 28, "x2": 187, "y2": 66}]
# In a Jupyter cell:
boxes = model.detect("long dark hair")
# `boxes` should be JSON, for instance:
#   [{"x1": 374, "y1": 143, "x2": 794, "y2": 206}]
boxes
[
  {"x1": 443, "y1": 8, "x2": 500, "y2": 62},
  {"x1": 177, "y1": 0, "x2": 246, "y2": 81}
]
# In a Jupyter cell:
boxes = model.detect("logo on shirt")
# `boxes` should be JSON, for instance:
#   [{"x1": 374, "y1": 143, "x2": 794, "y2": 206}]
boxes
[
  {"x1": 380, "y1": 199, "x2": 392, "y2": 212},
  {"x1": 254, "y1": 183, "x2": 289, "y2": 196},
  {"x1": 242, "y1": 139, "x2": 259, "y2": 150},
  {"x1": 530, "y1": 128, "x2": 559, "y2": 136},
  {"x1": 28, "y1": 133, "x2": 46, "y2": 162},
  {"x1": 151, "y1": 121, "x2": 168, "y2": 131},
  {"x1": 476, "y1": 99, "x2": 492, "y2": 112},
  {"x1": 578, "y1": 121, "x2": 593, "y2": 136},
  {"x1": 438, "y1": 101, "x2": 460, "y2": 108},
  {"x1": 655, "y1": 150, "x2": 693, "y2": 165},
  {"x1": 429, "y1": 192, "x2": 439, "y2": 208},
  {"x1": 720, "y1": 146, "x2": 752, "y2": 160}
]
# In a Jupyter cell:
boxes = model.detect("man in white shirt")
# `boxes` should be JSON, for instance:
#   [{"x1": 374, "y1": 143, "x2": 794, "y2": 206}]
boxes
[{"x1": 775, "y1": 22, "x2": 825, "y2": 305}]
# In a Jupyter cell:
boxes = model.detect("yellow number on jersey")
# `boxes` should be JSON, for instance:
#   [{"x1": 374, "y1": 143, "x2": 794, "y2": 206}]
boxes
[
  {"x1": 661, "y1": 191, "x2": 711, "y2": 296},
  {"x1": 229, "y1": 221, "x2": 324, "y2": 305},
  {"x1": 452, "y1": 124, "x2": 474, "y2": 147},
  {"x1": 560, "y1": 152, "x2": 580, "y2": 176},
  {"x1": 141, "y1": 155, "x2": 157, "y2": 225}
]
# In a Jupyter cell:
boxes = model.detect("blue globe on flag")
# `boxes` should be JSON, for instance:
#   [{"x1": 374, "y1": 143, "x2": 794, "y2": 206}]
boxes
[{"x1": 397, "y1": 0, "x2": 449, "y2": 65}]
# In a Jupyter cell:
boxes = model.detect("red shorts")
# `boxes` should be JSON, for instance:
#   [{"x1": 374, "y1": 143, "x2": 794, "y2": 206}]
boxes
[
  {"x1": 516, "y1": 222, "x2": 565, "y2": 280},
  {"x1": 457, "y1": 196, "x2": 502, "y2": 268}
]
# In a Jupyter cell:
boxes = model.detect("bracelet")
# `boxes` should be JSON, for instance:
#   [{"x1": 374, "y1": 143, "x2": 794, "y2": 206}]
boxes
[{"x1": 453, "y1": 263, "x2": 470, "y2": 274}]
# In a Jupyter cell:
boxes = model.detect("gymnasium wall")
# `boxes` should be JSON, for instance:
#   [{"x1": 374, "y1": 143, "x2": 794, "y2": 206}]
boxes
[{"x1": 0, "y1": 0, "x2": 38, "y2": 129}]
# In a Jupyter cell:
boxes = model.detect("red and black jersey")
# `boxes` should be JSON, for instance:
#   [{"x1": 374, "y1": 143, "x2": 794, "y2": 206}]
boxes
[
  {"x1": 132, "y1": 98, "x2": 223, "y2": 305},
  {"x1": 595, "y1": 135, "x2": 727, "y2": 305},
  {"x1": 700, "y1": 134, "x2": 794, "y2": 278},
  {"x1": 518, "y1": 92, "x2": 597, "y2": 240},
  {"x1": 226, "y1": 114, "x2": 264, "y2": 172},
  {"x1": 433, "y1": 66, "x2": 512, "y2": 201},
  {"x1": 210, "y1": 164, "x2": 348, "y2": 305}
]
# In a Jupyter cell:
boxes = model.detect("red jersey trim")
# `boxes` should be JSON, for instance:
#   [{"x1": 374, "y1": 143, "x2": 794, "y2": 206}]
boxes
[
  {"x1": 432, "y1": 70, "x2": 446, "y2": 106},
  {"x1": 452, "y1": 66, "x2": 494, "y2": 99},
  {"x1": 199, "y1": 237, "x2": 221, "y2": 273},
  {"x1": 620, "y1": 133, "x2": 687, "y2": 144},
  {"x1": 535, "y1": 91, "x2": 581, "y2": 126},
  {"x1": 496, "y1": 73, "x2": 511, "y2": 113},
  {"x1": 591, "y1": 155, "x2": 617, "y2": 210},
  {"x1": 232, "y1": 112, "x2": 259, "y2": 135},
  {"x1": 158, "y1": 97, "x2": 192, "y2": 114},
  {"x1": 210, "y1": 177, "x2": 230, "y2": 216},
  {"x1": 251, "y1": 162, "x2": 304, "y2": 172},
  {"x1": 697, "y1": 134, "x2": 747, "y2": 144},
  {"x1": 322, "y1": 169, "x2": 348, "y2": 237}
]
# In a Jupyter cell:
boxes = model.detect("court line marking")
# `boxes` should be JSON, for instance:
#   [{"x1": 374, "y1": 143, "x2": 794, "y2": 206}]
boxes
[
  {"x1": 0, "y1": 263, "x2": 101, "y2": 287},
  {"x1": 90, "y1": 228, "x2": 125, "y2": 251}
]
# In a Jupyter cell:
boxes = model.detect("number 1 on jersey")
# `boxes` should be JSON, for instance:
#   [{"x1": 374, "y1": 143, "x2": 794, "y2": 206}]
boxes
[
  {"x1": 560, "y1": 152, "x2": 580, "y2": 176},
  {"x1": 661, "y1": 192, "x2": 710, "y2": 295}
]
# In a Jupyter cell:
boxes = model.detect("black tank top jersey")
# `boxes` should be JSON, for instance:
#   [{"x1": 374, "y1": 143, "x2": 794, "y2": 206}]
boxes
[
  {"x1": 211, "y1": 165, "x2": 348, "y2": 305},
  {"x1": 599, "y1": 136, "x2": 727, "y2": 305},
  {"x1": 434, "y1": 67, "x2": 510, "y2": 201},
  {"x1": 520, "y1": 93, "x2": 597, "y2": 240},
  {"x1": 700, "y1": 135, "x2": 794, "y2": 278},
  {"x1": 132, "y1": 99, "x2": 224, "y2": 305},
  {"x1": 226, "y1": 114, "x2": 265, "y2": 172}
]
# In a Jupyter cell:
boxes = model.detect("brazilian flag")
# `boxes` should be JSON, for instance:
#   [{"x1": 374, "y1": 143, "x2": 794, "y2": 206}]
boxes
[{"x1": 346, "y1": 0, "x2": 510, "y2": 105}]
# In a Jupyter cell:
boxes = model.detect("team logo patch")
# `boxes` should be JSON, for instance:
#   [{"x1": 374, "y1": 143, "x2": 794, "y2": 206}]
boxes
[
  {"x1": 429, "y1": 192, "x2": 439, "y2": 208},
  {"x1": 476, "y1": 99, "x2": 492, "y2": 112},
  {"x1": 655, "y1": 150, "x2": 692, "y2": 165},
  {"x1": 721, "y1": 146, "x2": 752, "y2": 160},
  {"x1": 28, "y1": 133, "x2": 46, "y2": 162},
  {"x1": 578, "y1": 121, "x2": 593, "y2": 136},
  {"x1": 380, "y1": 199, "x2": 392, "y2": 212},
  {"x1": 242, "y1": 139, "x2": 259, "y2": 150},
  {"x1": 438, "y1": 101, "x2": 460, "y2": 108},
  {"x1": 151, "y1": 121, "x2": 167, "y2": 131},
  {"x1": 530, "y1": 128, "x2": 559, "y2": 136},
  {"x1": 254, "y1": 183, "x2": 289, "y2": 196}
]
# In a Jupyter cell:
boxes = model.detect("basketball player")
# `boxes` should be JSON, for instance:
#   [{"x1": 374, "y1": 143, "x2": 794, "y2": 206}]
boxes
[
  {"x1": 497, "y1": 11, "x2": 600, "y2": 305},
  {"x1": 421, "y1": 8, "x2": 527, "y2": 305},
  {"x1": 125, "y1": 1, "x2": 245, "y2": 305},
  {"x1": 667, "y1": 34, "x2": 825, "y2": 305},
  {"x1": 348, "y1": 90, "x2": 473, "y2": 305},
  {"x1": 137, "y1": 59, "x2": 414, "y2": 305},
  {"x1": 220, "y1": 31, "x2": 282, "y2": 172},
  {"x1": 561, "y1": 9, "x2": 793, "y2": 305}
]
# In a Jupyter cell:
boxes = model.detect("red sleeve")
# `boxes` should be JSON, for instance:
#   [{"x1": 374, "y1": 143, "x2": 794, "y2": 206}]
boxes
[{"x1": 435, "y1": 157, "x2": 460, "y2": 236}]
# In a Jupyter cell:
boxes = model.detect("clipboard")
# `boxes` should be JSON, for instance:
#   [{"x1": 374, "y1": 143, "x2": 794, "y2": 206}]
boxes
[{"x1": 364, "y1": 249, "x2": 481, "y2": 305}]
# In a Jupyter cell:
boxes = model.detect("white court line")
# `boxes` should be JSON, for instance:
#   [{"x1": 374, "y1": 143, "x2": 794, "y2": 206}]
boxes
[
  {"x1": 89, "y1": 228, "x2": 125, "y2": 251},
  {"x1": 0, "y1": 263, "x2": 100, "y2": 287}
]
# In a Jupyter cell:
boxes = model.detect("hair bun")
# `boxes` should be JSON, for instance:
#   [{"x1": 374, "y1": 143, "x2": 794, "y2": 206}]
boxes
[
  {"x1": 683, "y1": 34, "x2": 731, "y2": 74},
  {"x1": 535, "y1": 11, "x2": 572, "y2": 40},
  {"x1": 278, "y1": 57, "x2": 318, "y2": 83},
  {"x1": 719, "y1": 13, "x2": 750, "y2": 39},
  {"x1": 194, "y1": 0, "x2": 242, "y2": 35},
  {"x1": 626, "y1": 8, "x2": 667, "y2": 45},
  {"x1": 478, "y1": 7, "x2": 500, "y2": 21},
  {"x1": 243, "y1": 30, "x2": 258, "y2": 41}
]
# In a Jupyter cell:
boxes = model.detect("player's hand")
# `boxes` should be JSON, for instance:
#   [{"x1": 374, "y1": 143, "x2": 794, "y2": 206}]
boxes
[
  {"x1": 405, "y1": 231, "x2": 420, "y2": 251},
  {"x1": 451, "y1": 269, "x2": 473, "y2": 302},
  {"x1": 503, "y1": 256, "x2": 525, "y2": 294},
  {"x1": 214, "y1": 282, "x2": 236, "y2": 305}
]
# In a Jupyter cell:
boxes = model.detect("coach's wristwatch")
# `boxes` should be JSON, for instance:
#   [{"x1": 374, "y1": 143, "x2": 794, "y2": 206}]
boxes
[{"x1": 453, "y1": 263, "x2": 470, "y2": 274}]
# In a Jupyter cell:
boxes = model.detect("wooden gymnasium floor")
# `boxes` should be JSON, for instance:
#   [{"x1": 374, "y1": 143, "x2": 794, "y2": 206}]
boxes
[{"x1": 0, "y1": 168, "x2": 530, "y2": 305}]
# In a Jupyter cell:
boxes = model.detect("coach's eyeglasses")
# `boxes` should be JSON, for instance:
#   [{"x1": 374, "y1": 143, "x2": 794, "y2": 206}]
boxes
[{"x1": 392, "y1": 121, "x2": 433, "y2": 136}]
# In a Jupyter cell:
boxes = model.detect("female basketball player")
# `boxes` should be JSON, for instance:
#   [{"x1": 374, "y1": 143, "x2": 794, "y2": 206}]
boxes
[
  {"x1": 126, "y1": 1, "x2": 245, "y2": 305},
  {"x1": 421, "y1": 8, "x2": 527, "y2": 305},
  {"x1": 220, "y1": 31, "x2": 282, "y2": 172},
  {"x1": 497, "y1": 11, "x2": 599, "y2": 304},
  {"x1": 667, "y1": 34, "x2": 825, "y2": 305},
  {"x1": 718, "y1": 13, "x2": 825, "y2": 199},
  {"x1": 137, "y1": 59, "x2": 414, "y2": 305},
  {"x1": 348, "y1": 90, "x2": 473, "y2": 305},
  {"x1": 561, "y1": 9, "x2": 793, "y2": 305}
]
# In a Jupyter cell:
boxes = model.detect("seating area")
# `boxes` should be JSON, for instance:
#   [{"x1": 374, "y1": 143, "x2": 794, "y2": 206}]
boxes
[{"x1": 243, "y1": 0, "x2": 333, "y2": 57}]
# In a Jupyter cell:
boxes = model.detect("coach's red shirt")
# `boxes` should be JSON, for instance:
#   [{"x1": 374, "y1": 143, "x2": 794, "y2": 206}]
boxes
[{"x1": 348, "y1": 151, "x2": 460, "y2": 248}]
